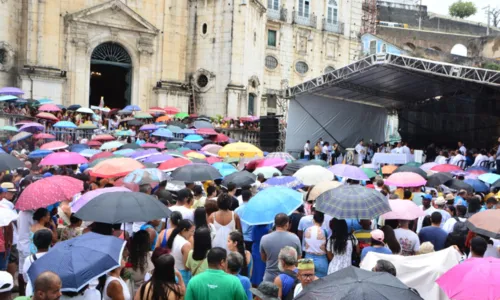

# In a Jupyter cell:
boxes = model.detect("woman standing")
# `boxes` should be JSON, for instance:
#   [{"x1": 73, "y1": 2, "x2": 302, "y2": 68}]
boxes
[
  {"x1": 103, "y1": 253, "x2": 131, "y2": 300},
  {"x1": 303, "y1": 211, "x2": 328, "y2": 277},
  {"x1": 381, "y1": 225, "x2": 401, "y2": 254},
  {"x1": 227, "y1": 231, "x2": 252, "y2": 277},
  {"x1": 30, "y1": 208, "x2": 57, "y2": 254},
  {"x1": 193, "y1": 208, "x2": 216, "y2": 240},
  {"x1": 326, "y1": 219, "x2": 359, "y2": 274},
  {"x1": 156, "y1": 212, "x2": 182, "y2": 249},
  {"x1": 59, "y1": 214, "x2": 83, "y2": 242},
  {"x1": 128, "y1": 230, "x2": 154, "y2": 294},
  {"x1": 209, "y1": 193, "x2": 241, "y2": 251},
  {"x1": 135, "y1": 254, "x2": 185, "y2": 300},
  {"x1": 185, "y1": 227, "x2": 211, "y2": 277},
  {"x1": 167, "y1": 220, "x2": 194, "y2": 285}
]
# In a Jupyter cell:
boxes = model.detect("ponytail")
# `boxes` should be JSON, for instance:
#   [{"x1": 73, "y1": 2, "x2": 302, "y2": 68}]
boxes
[
  {"x1": 229, "y1": 231, "x2": 248, "y2": 276},
  {"x1": 167, "y1": 219, "x2": 193, "y2": 250}
]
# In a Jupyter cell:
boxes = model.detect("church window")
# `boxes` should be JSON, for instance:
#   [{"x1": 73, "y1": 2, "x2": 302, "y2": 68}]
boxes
[
  {"x1": 265, "y1": 56, "x2": 278, "y2": 69},
  {"x1": 295, "y1": 61, "x2": 309, "y2": 74},
  {"x1": 267, "y1": 30, "x2": 277, "y2": 47},
  {"x1": 202, "y1": 23, "x2": 208, "y2": 34},
  {"x1": 197, "y1": 75, "x2": 209, "y2": 88}
]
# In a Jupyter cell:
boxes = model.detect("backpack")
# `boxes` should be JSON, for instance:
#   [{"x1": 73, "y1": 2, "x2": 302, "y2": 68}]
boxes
[
  {"x1": 452, "y1": 217, "x2": 469, "y2": 237},
  {"x1": 281, "y1": 270, "x2": 300, "y2": 300}
]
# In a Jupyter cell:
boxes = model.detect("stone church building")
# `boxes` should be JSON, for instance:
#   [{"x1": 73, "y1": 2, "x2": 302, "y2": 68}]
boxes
[{"x1": 0, "y1": 0, "x2": 360, "y2": 117}]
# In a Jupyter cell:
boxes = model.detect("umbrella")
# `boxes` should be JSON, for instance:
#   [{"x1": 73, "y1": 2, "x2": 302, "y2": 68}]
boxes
[
  {"x1": 282, "y1": 161, "x2": 308, "y2": 176},
  {"x1": 426, "y1": 172, "x2": 453, "y2": 187},
  {"x1": 237, "y1": 187, "x2": 303, "y2": 225},
  {"x1": 493, "y1": 179, "x2": 500, "y2": 189},
  {"x1": 19, "y1": 122, "x2": 44, "y2": 133},
  {"x1": 114, "y1": 130, "x2": 133, "y2": 137},
  {"x1": 466, "y1": 167, "x2": 489, "y2": 175},
  {"x1": 33, "y1": 133, "x2": 55, "y2": 139},
  {"x1": 156, "y1": 115, "x2": 171, "y2": 123},
  {"x1": 196, "y1": 128, "x2": 217, "y2": 135},
  {"x1": 117, "y1": 110, "x2": 133, "y2": 115},
  {"x1": 0, "y1": 154, "x2": 24, "y2": 172},
  {"x1": 219, "y1": 142, "x2": 264, "y2": 158},
  {"x1": 0, "y1": 87, "x2": 24, "y2": 95},
  {"x1": 123, "y1": 168, "x2": 169, "y2": 185},
  {"x1": 165, "y1": 142, "x2": 181, "y2": 150},
  {"x1": 0, "y1": 207, "x2": 18, "y2": 227},
  {"x1": 27, "y1": 232, "x2": 125, "y2": 292},
  {"x1": 74, "y1": 191, "x2": 171, "y2": 223},
  {"x1": 67, "y1": 104, "x2": 81, "y2": 111},
  {"x1": 158, "y1": 158, "x2": 192, "y2": 171},
  {"x1": 171, "y1": 164, "x2": 222, "y2": 182},
  {"x1": 38, "y1": 104, "x2": 60, "y2": 112},
  {"x1": 76, "y1": 107, "x2": 94, "y2": 114},
  {"x1": 201, "y1": 144, "x2": 222, "y2": 155},
  {"x1": 360, "y1": 168, "x2": 377, "y2": 179},
  {"x1": 134, "y1": 112, "x2": 153, "y2": 119},
  {"x1": 113, "y1": 149, "x2": 136, "y2": 156},
  {"x1": 88, "y1": 156, "x2": 123, "y2": 168},
  {"x1": 206, "y1": 156, "x2": 222, "y2": 164},
  {"x1": 130, "y1": 149, "x2": 159, "y2": 160},
  {"x1": 77, "y1": 123, "x2": 97, "y2": 130},
  {"x1": 40, "y1": 141, "x2": 69, "y2": 151},
  {"x1": 0, "y1": 95, "x2": 17, "y2": 101},
  {"x1": 152, "y1": 128, "x2": 173, "y2": 139},
  {"x1": 404, "y1": 162, "x2": 422, "y2": 168},
  {"x1": 436, "y1": 257, "x2": 500, "y2": 300},
  {"x1": 186, "y1": 152, "x2": 205, "y2": 160},
  {"x1": 167, "y1": 125, "x2": 182, "y2": 134},
  {"x1": 382, "y1": 200, "x2": 426, "y2": 220},
  {"x1": 394, "y1": 165, "x2": 428, "y2": 180},
  {"x1": 0, "y1": 126, "x2": 18, "y2": 132},
  {"x1": 100, "y1": 141, "x2": 124, "y2": 151},
  {"x1": 79, "y1": 149, "x2": 101, "y2": 158},
  {"x1": 259, "y1": 176, "x2": 304, "y2": 190},
  {"x1": 294, "y1": 165, "x2": 333, "y2": 186},
  {"x1": 124, "y1": 105, "x2": 141, "y2": 111},
  {"x1": 143, "y1": 154, "x2": 173, "y2": 164},
  {"x1": 307, "y1": 181, "x2": 342, "y2": 201},
  {"x1": 127, "y1": 119, "x2": 143, "y2": 127},
  {"x1": 253, "y1": 167, "x2": 281, "y2": 179},
  {"x1": 246, "y1": 158, "x2": 287, "y2": 170},
  {"x1": 431, "y1": 164, "x2": 462, "y2": 173},
  {"x1": 295, "y1": 266, "x2": 422, "y2": 300},
  {"x1": 464, "y1": 179, "x2": 489, "y2": 193},
  {"x1": 141, "y1": 143, "x2": 160, "y2": 149},
  {"x1": 179, "y1": 128, "x2": 194, "y2": 135},
  {"x1": 478, "y1": 173, "x2": 500, "y2": 185},
  {"x1": 40, "y1": 152, "x2": 88, "y2": 166},
  {"x1": 211, "y1": 133, "x2": 229, "y2": 143},
  {"x1": 465, "y1": 210, "x2": 500, "y2": 239},
  {"x1": 15, "y1": 176, "x2": 83, "y2": 210},
  {"x1": 444, "y1": 179, "x2": 473, "y2": 193},
  {"x1": 382, "y1": 165, "x2": 398, "y2": 175},
  {"x1": 183, "y1": 134, "x2": 203, "y2": 142},
  {"x1": 266, "y1": 152, "x2": 296, "y2": 162},
  {"x1": 36, "y1": 112, "x2": 59, "y2": 122},
  {"x1": 53, "y1": 121, "x2": 77, "y2": 129},
  {"x1": 89, "y1": 151, "x2": 114, "y2": 162},
  {"x1": 420, "y1": 162, "x2": 438, "y2": 171},
  {"x1": 89, "y1": 158, "x2": 145, "y2": 178},
  {"x1": 10, "y1": 131, "x2": 32, "y2": 143},
  {"x1": 120, "y1": 143, "x2": 141, "y2": 150},
  {"x1": 316, "y1": 185, "x2": 391, "y2": 219},
  {"x1": 222, "y1": 171, "x2": 257, "y2": 187},
  {"x1": 164, "y1": 106, "x2": 179, "y2": 114},
  {"x1": 184, "y1": 142, "x2": 202, "y2": 151},
  {"x1": 212, "y1": 162, "x2": 238, "y2": 177},
  {"x1": 193, "y1": 120, "x2": 213, "y2": 129},
  {"x1": 28, "y1": 149, "x2": 53, "y2": 159},
  {"x1": 306, "y1": 159, "x2": 329, "y2": 167},
  {"x1": 385, "y1": 172, "x2": 426, "y2": 187},
  {"x1": 328, "y1": 164, "x2": 369, "y2": 181},
  {"x1": 93, "y1": 134, "x2": 115, "y2": 141},
  {"x1": 71, "y1": 187, "x2": 131, "y2": 212},
  {"x1": 174, "y1": 112, "x2": 189, "y2": 119},
  {"x1": 69, "y1": 144, "x2": 89, "y2": 153}
]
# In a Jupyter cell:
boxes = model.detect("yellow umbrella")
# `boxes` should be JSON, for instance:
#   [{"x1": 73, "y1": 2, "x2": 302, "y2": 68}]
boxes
[
  {"x1": 186, "y1": 152, "x2": 206, "y2": 159},
  {"x1": 218, "y1": 142, "x2": 264, "y2": 158}
]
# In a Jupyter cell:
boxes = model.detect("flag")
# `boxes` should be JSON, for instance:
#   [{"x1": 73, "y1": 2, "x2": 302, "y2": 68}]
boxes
[{"x1": 99, "y1": 96, "x2": 104, "y2": 108}]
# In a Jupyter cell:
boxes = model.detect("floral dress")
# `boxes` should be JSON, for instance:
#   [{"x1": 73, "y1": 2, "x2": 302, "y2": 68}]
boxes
[
  {"x1": 59, "y1": 227, "x2": 82, "y2": 242},
  {"x1": 326, "y1": 235, "x2": 358, "y2": 275}
]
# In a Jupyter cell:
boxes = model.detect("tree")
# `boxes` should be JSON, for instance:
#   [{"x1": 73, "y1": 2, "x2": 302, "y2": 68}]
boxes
[
  {"x1": 449, "y1": 1, "x2": 477, "y2": 19},
  {"x1": 490, "y1": 8, "x2": 500, "y2": 27}
]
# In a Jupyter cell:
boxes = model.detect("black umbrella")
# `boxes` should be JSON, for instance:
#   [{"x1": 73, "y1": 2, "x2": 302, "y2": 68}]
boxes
[
  {"x1": 120, "y1": 143, "x2": 141, "y2": 150},
  {"x1": 444, "y1": 179, "x2": 473, "y2": 193},
  {"x1": 168, "y1": 121, "x2": 187, "y2": 128},
  {"x1": 196, "y1": 116, "x2": 211, "y2": 122},
  {"x1": 493, "y1": 179, "x2": 500, "y2": 189},
  {"x1": 171, "y1": 164, "x2": 222, "y2": 182},
  {"x1": 295, "y1": 266, "x2": 423, "y2": 300},
  {"x1": 118, "y1": 110, "x2": 133, "y2": 115},
  {"x1": 200, "y1": 139, "x2": 213, "y2": 146},
  {"x1": 222, "y1": 171, "x2": 256, "y2": 187},
  {"x1": 74, "y1": 192, "x2": 171, "y2": 223},
  {"x1": 282, "y1": 161, "x2": 308, "y2": 176},
  {"x1": 393, "y1": 165, "x2": 428, "y2": 180},
  {"x1": 426, "y1": 172, "x2": 453, "y2": 187},
  {"x1": 0, "y1": 154, "x2": 24, "y2": 172},
  {"x1": 127, "y1": 119, "x2": 143, "y2": 126},
  {"x1": 193, "y1": 120, "x2": 213, "y2": 129},
  {"x1": 189, "y1": 158, "x2": 209, "y2": 164},
  {"x1": 67, "y1": 104, "x2": 81, "y2": 111}
]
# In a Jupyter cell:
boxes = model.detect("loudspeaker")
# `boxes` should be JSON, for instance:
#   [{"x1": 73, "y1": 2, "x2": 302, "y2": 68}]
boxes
[{"x1": 260, "y1": 116, "x2": 280, "y2": 151}]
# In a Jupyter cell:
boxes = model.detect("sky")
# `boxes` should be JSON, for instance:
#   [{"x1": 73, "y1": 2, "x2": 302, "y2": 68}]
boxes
[{"x1": 421, "y1": 0, "x2": 498, "y2": 24}]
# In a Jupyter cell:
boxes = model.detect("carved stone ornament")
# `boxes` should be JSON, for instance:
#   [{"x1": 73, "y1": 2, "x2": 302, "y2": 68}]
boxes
[
  {"x1": 137, "y1": 36, "x2": 154, "y2": 55},
  {"x1": 0, "y1": 42, "x2": 15, "y2": 72},
  {"x1": 193, "y1": 69, "x2": 215, "y2": 93}
]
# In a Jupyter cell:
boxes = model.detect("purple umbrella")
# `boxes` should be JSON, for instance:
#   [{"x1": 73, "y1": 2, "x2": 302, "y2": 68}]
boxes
[
  {"x1": 19, "y1": 122, "x2": 44, "y2": 133},
  {"x1": 130, "y1": 149, "x2": 159, "y2": 160},
  {"x1": 143, "y1": 154, "x2": 173, "y2": 164},
  {"x1": 71, "y1": 187, "x2": 131, "y2": 212},
  {"x1": 139, "y1": 124, "x2": 158, "y2": 131},
  {"x1": 328, "y1": 164, "x2": 369, "y2": 181},
  {"x1": 0, "y1": 87, "x2": 24, "y2": 96}
]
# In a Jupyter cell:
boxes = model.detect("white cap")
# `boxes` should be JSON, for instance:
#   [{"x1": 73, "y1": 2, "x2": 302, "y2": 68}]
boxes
[{"x1": 0, "y1": 271, "x2": 13, "y2": 293}]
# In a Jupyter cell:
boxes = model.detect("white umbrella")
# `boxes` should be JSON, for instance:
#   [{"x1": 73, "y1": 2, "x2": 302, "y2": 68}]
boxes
[
  {"x1": 293, "y1": 165, "x2": 334, "y2": 186},
  {"x1": 76, "y1": 107, "x2": 94, "y2": 114},
  {"x1": 0, "y1": 208, "x2": 18, "y2": 227}
]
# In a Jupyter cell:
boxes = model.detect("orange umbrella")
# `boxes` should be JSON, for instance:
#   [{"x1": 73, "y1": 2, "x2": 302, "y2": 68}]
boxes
[
  {"x1": 382, "y1": 165, "x2": 398, "y2": 175},
  {"x1": 89, "y1": 157, "x2": 145, "y2": 178},
  {"x1": 36, "y1": 112, "x2": 59, "y2": 122},
  {"x1": 156, "y1": 115, "x2": 171, "y2": 123}
]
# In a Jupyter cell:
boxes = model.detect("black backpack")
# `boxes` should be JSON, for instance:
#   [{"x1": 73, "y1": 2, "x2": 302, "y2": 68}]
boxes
[
  {"x1": 452, "y1": 216, "x2": 469, "y2": 237},
  {"x1": 281, "y1": 270, "x2": 300, "y2": 300}
]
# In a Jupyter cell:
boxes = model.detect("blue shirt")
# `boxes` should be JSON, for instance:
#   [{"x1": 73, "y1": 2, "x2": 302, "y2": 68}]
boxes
[
  {"x1": 454, "y1": 196, "x2": 468, "y2": 208},
  {"x1": 237, "y1": 203, "x2": 253, "y2": 242},
  {"x1": 361, "y1": 246, "x2": 392, "y2": 261},
  {"x1": 418, "y1": 226, "x2": 448, "y2": 251},
  {"x1": 235, "y1": 274, "x2": 252, "y2": 300}
]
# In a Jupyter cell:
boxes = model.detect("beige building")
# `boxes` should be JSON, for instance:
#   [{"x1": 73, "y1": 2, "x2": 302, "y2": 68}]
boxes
[{"x1": 0, "y1": 0, "x2": 361, "y2": 117}]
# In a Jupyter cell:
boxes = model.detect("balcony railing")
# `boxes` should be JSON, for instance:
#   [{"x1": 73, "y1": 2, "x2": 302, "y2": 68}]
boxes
[
  {"x1": 267, "y1": 7, "x2": 288, "y2": 22},
  {"x1": 322, "y1": 19, "x2": 344, "y2": 34},
  {"x1": 292, "y1": 11, "x2": 317, "y2": 28},
  {"x1": 219, "y1": 128, "x2": 260, "y2": 146}
]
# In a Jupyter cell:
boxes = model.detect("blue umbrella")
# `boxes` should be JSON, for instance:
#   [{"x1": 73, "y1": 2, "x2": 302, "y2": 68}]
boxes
[
  {"x1": 10, "y1": 131, "x2": 32, "y2": 143},
  {"x1": 467, "y1": 166, "x2": 489, "y2": 173},
  {"x1": 0, "y1": 95, "x2": 17, "y2": 102},
  {"x1": 79, "y1": 149, "x2": 102, "y2": 158},
  {"x1": 237, "y1": 187, "x2": 303, "y2": 225},
  {"x1": 212, "y1": 162, "x2": 238, "y2": 177},
  {"x1": 124, "y1": 105, "x2": 141, "y2": 111},
  {"x1": 70, "y1": 144, "x2": 89, "y2": 153},
  {"x1": 183, "y1": 134, "x2": 203, "y2": 142},
  {"x1": 259, "y1": 176, "x2": 304, "y2": 190},
  {"x1": 0, "y1": 148, "x2": 5, "y2": 154},
  {"x1": 464, "y1": 179, "x2": 489, "y2": 193},
  {"x1": 167, "y1": 125, "x2": 182, "y2": 134},
  {"x1": 184, "y1": 142, "x2": 202, "y2": 150},
  {"x1": 113, "y1": 149, "x2": 136, "y2": 156},
  {"x1": 28, "y1": 149, "x2": 53, "y2": 159},
  {"x1": 37, "y1": 98, "x2": 53, "y2": 104},
  {"x1": 27, "y1": 232, "x2": 125, "y2": 292},
  {"x1": 478, "y1": 173, "x2": 500, "y2": 185},
  {"x1": 152, "y1": 128, "x2": 173, "y2": 139},
  {"x1": 54, "y1": 121, "x2": 77, "y2": 129},
  {"x1": 180, "y1": 128, "x2": 195, "y2": 135}
]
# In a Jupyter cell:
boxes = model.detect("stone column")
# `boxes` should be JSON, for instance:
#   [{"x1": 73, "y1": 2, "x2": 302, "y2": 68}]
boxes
[
  {"x1": 69, "y1": 23, "x2": 89, "y2": 107},
  {"x1": 137, "y1": 35, "x2": 155, "y2": 109}
]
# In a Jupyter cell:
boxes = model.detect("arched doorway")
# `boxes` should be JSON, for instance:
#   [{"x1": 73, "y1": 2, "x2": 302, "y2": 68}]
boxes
[{"x1": 90, "y1": 42, "x2": 132, "y2": 109}]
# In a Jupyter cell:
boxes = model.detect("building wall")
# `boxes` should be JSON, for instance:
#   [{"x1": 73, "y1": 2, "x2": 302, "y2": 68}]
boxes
[
  {"x1": 361, "y1": 33, "x2": 406, "y2": 56},
  {"x1": 0, "y1": 0, "x2": 22, "y2": 88}
]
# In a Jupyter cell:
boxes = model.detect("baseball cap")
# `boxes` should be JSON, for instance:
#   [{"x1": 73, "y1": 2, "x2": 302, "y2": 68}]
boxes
[
  {"x1": 445, "y1": 194, "x2": 455, "y2": 201},
  {"x1": 42, "y1": 172, "x2": 53, "y2": 178},
  {"x1": 250, "y1": 282, "x2": 279, "y2": 300},
  {"x1": 435, "y1": 196, "x2": 446, "y2": 205},
  {"x1": 0, "y1": 271, "x2": 13, "y2": 293},
  {"x1": 421, "y1": 194, "x2": 432, "y2": 200},
  {"x1": 371, "y1": 229, "x2": 385, "y2": 242},
  {"x1": 0, "y1": 182, "x2": 16, "y2": 192}
]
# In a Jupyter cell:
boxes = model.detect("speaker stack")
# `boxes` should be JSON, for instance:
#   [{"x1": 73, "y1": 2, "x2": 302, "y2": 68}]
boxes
[{"x1": 259, "y1": 115, "x2": 281, "y2": 152}]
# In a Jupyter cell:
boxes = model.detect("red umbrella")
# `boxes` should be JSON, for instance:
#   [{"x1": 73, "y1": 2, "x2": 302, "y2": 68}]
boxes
[
  {"x1": 87, "y1": 140, "x2": 102, "y2": 147},
  {"x1": 93, "y1": 134, "x2": 115, "y2": 141},
  {"x1": 89, "y1": 158, "x2": 145, "y2": 178},
  {"x1": 246, "y1": 158, "x2": 287, "y2": 170},
  {"x1": 431, "y1": 164, "x2": 462, "y2": 173},
  {"x1": 211, "y1": 133, "x2": 229, "y2": 143},
  {"x1": 158, "y1": 158, "x2": 192, "y2": 171},
  {"x1": 206, "y1": 156, "x2": 222, "y2": 164},
  {"x1": 15, "y1": 175, "x2": 83, "y2": 210},
  {"x1": 196, "y1": 128, "x2": 218, "y2": 135},
  {"x1": 33, "y1": 133, "x2": 56, "y2": 139},
  {"x1": 89, "y1": 151, "x2": 113, "y2": 163},
  {"x1": 164, "y1": 107, "x2": 179, "y2": 114},
  {"x1": 40, "y1": 141, "x2": 68, "y2": 151}
]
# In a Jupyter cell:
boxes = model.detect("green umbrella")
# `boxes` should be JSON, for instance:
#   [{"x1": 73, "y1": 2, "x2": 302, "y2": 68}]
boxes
[
  {"x1": 166, "y1": 142, "x2": 181, "y2": 150},
  {"x1": 164, "y1": 150, "x2": 185, "y2": 158},
  {"x1": 306, "y1": 159, "x2": 329, "y2": 167},
  {"x1": 361, "y1": 168, "x2": 377, "y2": 179},
  {"x1": 174, "y1": 112, "x2": 189, "y2": 119},
  {"x1": 134, "y1": 112, "x2": 153, "y2": 119},
  {"x1": 114, "y1": 130, "x2": 133, "y2": 137},
  {"x1": 177, "y1": 147, "x2": 190, "y2": 152},
  {"x1": 0, "y1": 126, "x2": 19, "y2": 132},
  {"x1": 404, "y1": 162, "x2": 422, "y2": 168},
  {"x1": 167, "y1": 125, "x2": 182, "y2": 134}
]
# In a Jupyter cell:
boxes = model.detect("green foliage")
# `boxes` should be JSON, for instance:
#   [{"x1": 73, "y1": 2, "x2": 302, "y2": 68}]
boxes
[
  {"x1": 482, "y1": 62, "x2": 500, "y2": 71},
  {"x1": 449, "y1": 1, "x2": 477, "y2": 19}
]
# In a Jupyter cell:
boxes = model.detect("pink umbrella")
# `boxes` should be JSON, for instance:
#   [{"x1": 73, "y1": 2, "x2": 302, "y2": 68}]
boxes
[
  {"x1": 38, "y1": 104, "x2": 61, "y2": 112},
  {"x1": 436, "y1": 257, "x2": 500, "y2": 300},
  {"x1": 201, "y1": 144, "x2": 222, "y2": 155},
  {"x1": 431, "y1": 164, "x2": 461, "y2": 173},
  {"x1": 39, "y1": 152, "x2": 88, "y2": 166},
  {"x1": 93, "y1": 134, "x2": 115, "y2": 141},
  {"x1": 206, "y1": 156, "x2": 222, "y2": 164},
  {"x1": 40, "y1": 141, "x2": 68, "y2": 151},
  {"x1": 385, "y1": 172, "x2": 426, "y2": 187},
  {"x1": 420, "y1": 162, "x2": 438, "y2": 171},
  {"x1": 87, "y1": 140, "x2": 102, "y2": 147},
  {"x1": 33, "y1": 133, "x2": 56, "y2": 139},
  {"x1": 71, "y1": 187, "x2": 131, "y2": 212},
  {"x1": 15, "y1": 175, "x2": 83, "y2": 210},
  {"x1": 211, "y1": 133, "x2": 229, "y2": 143},
  {"x1": 246, "y1": 158, "x2": 287, "y2": 170},
  {"x1": 196, "y1": 128, "x2": 218, "y2": 135},
  {"x1": 141, "y1": 143, "x2": 159, "y2": 148},
  {"x1": 156, "y1": 141, "x2": 166, "y2": 149},
  {"x1": 381, "y1": 200, "x2": 426, "y2": 220}
]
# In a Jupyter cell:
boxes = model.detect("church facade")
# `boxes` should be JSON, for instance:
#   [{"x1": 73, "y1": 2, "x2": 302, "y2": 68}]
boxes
[{"x1": 0, "y1": 0, "x2": 361, "y2": 116}]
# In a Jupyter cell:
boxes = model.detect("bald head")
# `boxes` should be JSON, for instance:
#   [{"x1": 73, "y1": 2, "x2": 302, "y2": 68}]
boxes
[{"x1": 34, "y1": 272, "x2": 62, "y2": 300}]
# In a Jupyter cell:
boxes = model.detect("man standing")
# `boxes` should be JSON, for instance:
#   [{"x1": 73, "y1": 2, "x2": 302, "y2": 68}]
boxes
[
  {"x1": 169, "y1": 189, "x2": 194, "y2": 222},
  {"x1": 355, "y1": 140, "x2": 365, "y2": 166},
  {"x1": 185, "y1": 247, "x2": 247, "y2": 300},
  {"x1": 416, "y1": 195, "x2": 436, "y2": 233},
  {"x1": 15, "y1": 271, "x2": 62, "y2": 300},
  {"x1": 391, "y1": 142, "x2": 403, "y2": 154},
  {"x1": 260, "y1": 214, "x2": 301, "y2": 282},
  {"x1": 226, "y1": 182, "x2": 239, "y2": 211},
  {"x1": 458, "y1": 141, "x2": 466, "y2": 156},
  {"x1": 226, "y1": 252, "x2": 252, "y2": 300},
  {"x1": 0, "y1": 184, "x2": 15, "y2": 273},
  {"x1": 418, "y1": 212, "x2": 448, "y2": 251},
  {"x1": 469, "y1": 237, "x2": 487, "y2": 258},
  {"x1": 303, "y1": 140, "x2": 310, "y2": 160},
  {"x1": 434, "y1": 197, "x2": 451, "y2": 228},
  {"x1": 292, "y1": 259, "x2": 318, "y2": 298},
  {"x1": 394, "y1": 220, "x2": 420, "y2": 256},
  {"x1": 401, "y1": 142, "x2": 411, "y2": 155}
]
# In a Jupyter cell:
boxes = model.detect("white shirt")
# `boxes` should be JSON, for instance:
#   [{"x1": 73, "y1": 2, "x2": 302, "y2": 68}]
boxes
[
  {"x1": 394, "y1": 228, "x2": 420, "y2": 256},
  {"x1": 293, "y1": 283, "x2": 304, "y2": 298},
  {"x1": 24, "y1": 252, "x2": 47, "y2": 296},
  {"x1": 402, "y1": 146, "x2": 411, "y2": 154},
  {"x1": 450, "y1": 154, "x2": 465, "y2": 166},
  {"x1": 355, "y1": 144, "x2": 365, "y2": 157},
  {"x1": 472, "y1": 154, "x2": 488, "y2": 167},
  {"x1": 17, "y1": 211, "x2": 35, "y2": 260},
  {"x1": 416, "y1": 205, "x2": 436, "y2": 233},
  {"x1": 304, "y1": 143, "x2": 310, "y2": 156},
  {"x1": 442, "y1": 216, "x2": 466, "y2": 234},
  {"x1": 391, "y1": 147, "x2": 403, "y2": 154},
  {"x1": 459, "y1": 145, "x2": 466, "y2": 155},
  {"x1": 61, "y1": 289, "x2": 101, "y2": 300},
  {"x1": 0, "y1": 199, "x2": 18, "y2": 245},
  {"x1": 169, "y1": 205, "x2": 194, "y2": 223},
  {"x1": 435, "y1": 156, "x2": 448, "y2": 164},
  {"x1": 297, "y1": 214, "x2": 333, "y2": 250}
]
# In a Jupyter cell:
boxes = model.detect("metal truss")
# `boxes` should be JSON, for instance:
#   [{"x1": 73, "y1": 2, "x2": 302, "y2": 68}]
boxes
[{"x1": 276, "y1": 96, "x2": 288, "y2": 152}]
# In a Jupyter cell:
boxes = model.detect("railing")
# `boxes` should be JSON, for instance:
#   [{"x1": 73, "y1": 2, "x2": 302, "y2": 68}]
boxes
[
  {"x1": 292, "y1": 11, "x2": 317, "y2": 28},
  {"x1": 323, "y1": 19, "x2": 344, "y2": 34},
  {"x1": 267, "y1": 7, "x2": 288, "y2": 22},
  {"x1": 219, "y1": 128, "x2": 260, "y2": 146}
]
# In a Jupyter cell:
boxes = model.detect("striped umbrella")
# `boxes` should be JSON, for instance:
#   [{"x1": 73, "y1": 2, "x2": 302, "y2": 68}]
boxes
[{"x1": 266, "y1": 152, "x2": 296, "y2": 162}]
